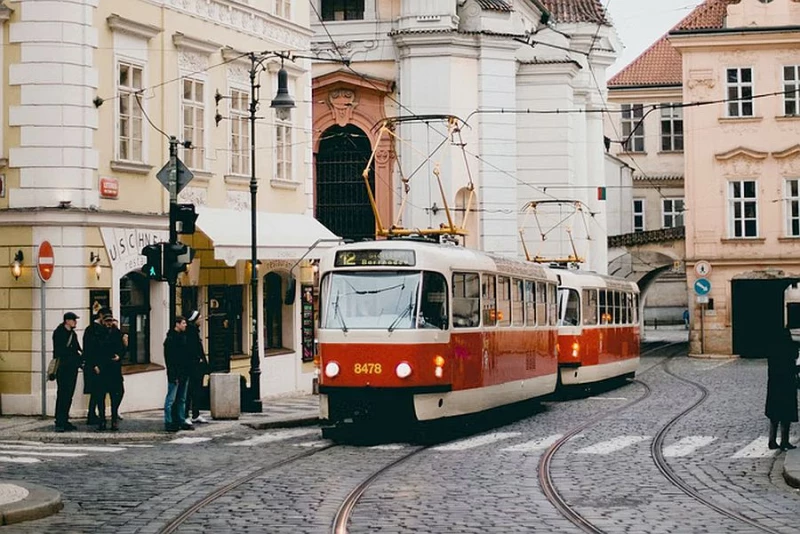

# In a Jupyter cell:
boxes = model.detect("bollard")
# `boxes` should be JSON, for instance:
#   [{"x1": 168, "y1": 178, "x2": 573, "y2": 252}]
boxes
[{"x1": 210, "y1": 373, "x2": 240, "y2": 420}]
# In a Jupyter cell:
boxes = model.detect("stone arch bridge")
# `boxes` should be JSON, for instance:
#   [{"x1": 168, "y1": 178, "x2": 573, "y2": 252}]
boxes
[{"x1": 607, "y1": 226, "x2": 686, "y2": 299}]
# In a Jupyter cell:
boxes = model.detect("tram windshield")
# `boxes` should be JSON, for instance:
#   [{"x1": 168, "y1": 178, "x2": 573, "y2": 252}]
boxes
[
  {"x1": 321, "y1": 271, "x2": 449, "y2": 331},
  {"x1": 557, "y1": 288, "x2": 580, "y2": 326}
]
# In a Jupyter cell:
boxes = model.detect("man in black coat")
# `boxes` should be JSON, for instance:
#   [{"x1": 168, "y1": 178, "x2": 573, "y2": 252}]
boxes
[
  {"x1": 83, "y1": 307, "x2": 110, "y2": 424},
  {"x1": 163, "y1": 316, "x2": 192, "y2": 432},
  {"x1": 53, "y1": 312, "x2": 82, "y2": 432},
  {"x1": 185, "y1": 311, "x2": 209, "y2": 424}
]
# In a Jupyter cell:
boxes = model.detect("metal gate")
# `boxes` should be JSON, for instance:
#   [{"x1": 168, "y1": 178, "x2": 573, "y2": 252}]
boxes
[
  {"x1": 731, "y1": 278, "x2": 797, "y2": 358},
  {"x1": 316, "y1": 124, "x2": 375, "y2": 242}
]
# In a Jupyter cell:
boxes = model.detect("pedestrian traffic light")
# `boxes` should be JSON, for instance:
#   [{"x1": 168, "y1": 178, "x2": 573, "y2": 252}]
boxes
[
  {"x1": 171, "y1": 203, "x2": 198, "y2": 235},
  {"x1": 164, "y1": 242, "x2": 195, "y2": 282},
  {"x1": 141, "y1": 243, "x2": 164, "y2": 280}
]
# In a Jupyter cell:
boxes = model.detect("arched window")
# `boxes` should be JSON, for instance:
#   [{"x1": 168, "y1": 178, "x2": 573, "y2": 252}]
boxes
[{"x1": 120, "y1": 272, "x2": 150, "y2": 365}]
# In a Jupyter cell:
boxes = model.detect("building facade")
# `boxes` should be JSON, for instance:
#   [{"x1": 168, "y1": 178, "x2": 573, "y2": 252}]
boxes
[
  {"x1": 310, "y1": 0, "x2": 620, "y2": 273},
  {"x1": 606, "y1": 32, "x2": 689, "y2": 325},
  {"x1": 0, "y1": 0, "x2": 335, "y2": 415}
]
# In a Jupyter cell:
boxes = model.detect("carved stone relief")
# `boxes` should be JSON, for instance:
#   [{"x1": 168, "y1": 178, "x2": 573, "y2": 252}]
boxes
[
  {"x1": 178, "y1": 186, "x2": 208, "y2": 205},
  {"x1": 719, "y1": 120, "x2": 762, "y2": 136},
  {"x1": 687, "y1": 69, "x2": 716, "y2": 99},
  {"x1": 718, "y1": 154, "x2": 763, "y2": 177},
  {"x1": 227, "y1": 191, "x2": 250, "y2": 211},
  {"x1": 179, "y1": 50, "x2": 208, "y2": 73},
  {"x1": 777, "y1": 155, "x2": 800, "y2": 177},
  {"x1": 328, "y1": 89, "x2": 359, "y2": 127},
  {"x1": 227, "y1": 64, "x2": 249, "y2": 86}
]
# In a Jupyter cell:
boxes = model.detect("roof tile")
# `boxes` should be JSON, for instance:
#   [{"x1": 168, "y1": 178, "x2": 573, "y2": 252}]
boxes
[
  {"x1": 476, "y1": 0, "x2": 514, "y2": 12},
  {"x1": 540, "y1": 0, "x2": 609, "y2": 24}
]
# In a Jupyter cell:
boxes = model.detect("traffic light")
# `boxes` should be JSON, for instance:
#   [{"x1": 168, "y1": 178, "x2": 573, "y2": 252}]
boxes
[
  {"x1": 141, "y1": 243, "x2": 164, "y2": 280},
  {"x1": 171, "y1": 203, "x2": 198, "y2": 235},
  {"x1": 164, "y1": 242, "x2": 195, "y2": 282}
]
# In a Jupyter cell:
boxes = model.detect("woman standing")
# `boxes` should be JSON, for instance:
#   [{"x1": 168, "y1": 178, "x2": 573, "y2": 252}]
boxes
[{"x1": 765, "y1": 325, "x2": 798, "y2": 451}]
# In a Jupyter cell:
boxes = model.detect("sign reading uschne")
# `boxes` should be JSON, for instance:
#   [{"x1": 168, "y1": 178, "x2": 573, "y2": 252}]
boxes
[{"x1": 101, "y1": 228, "x2": 169, "y2": 275}]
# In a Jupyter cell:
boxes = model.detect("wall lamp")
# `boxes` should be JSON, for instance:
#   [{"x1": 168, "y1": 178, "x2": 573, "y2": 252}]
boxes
[
  {"x1": 11, "y1": 250, "x2": 23, "y2": 280},
  {"x1": 90, "y1": 251, "x2": 101, "y2": 280}
]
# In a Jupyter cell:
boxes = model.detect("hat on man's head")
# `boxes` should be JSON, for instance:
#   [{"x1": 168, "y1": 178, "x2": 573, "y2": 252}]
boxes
[
  {"x1": 98, "y1": 307, "x2": 112, "y2": 317},
  {"x1": 103, "y1": 315, "x2": 115, "y2": 323},
  {"x1": 63, "y1": 312, "x2": 79, "y2": 321},
  {"x1": 188, "y1": 310, "x2": 200, "y2": 323}
]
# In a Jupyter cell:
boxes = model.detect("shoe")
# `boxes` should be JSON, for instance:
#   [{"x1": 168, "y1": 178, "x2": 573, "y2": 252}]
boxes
[
  {"x1": 97, "y1": 422, "x2": 106, "y2": 432},
  {"x1": 780, "y1": 442, "x2": 797, "y2": 451},
  {"x1": 54, "y1": 425, "x2": 66, "y2": 433},
  {"x1": 192, "y1": 415, "x2": 209, "y2": 424},
  {"x1": 165, "y1": 424, "x2": 179, "y2": 432},
  {"x1": 768, "y1": 441, "x2": 780, "y2": 450},
  {"x1": 110, "y1": 422, "x2": 119, "y2": 431},
  {"x1": 65, "y1": 423, "x2": 78, "y2": 431},
  {"x1": 179, "y1": 423, "x2": 195, "y2": 431},
  {"x1": 184, "y1": 417, "x2": 193, "y2": 426}
]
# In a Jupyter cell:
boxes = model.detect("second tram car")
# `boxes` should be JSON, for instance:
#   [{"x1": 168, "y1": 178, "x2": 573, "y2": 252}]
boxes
[
  {"x1": 555, "y1": 269, "x2": 641, "y2": 386},
  {"x1": 317, "y1": 240, "x2": 560, "y2": 429}
]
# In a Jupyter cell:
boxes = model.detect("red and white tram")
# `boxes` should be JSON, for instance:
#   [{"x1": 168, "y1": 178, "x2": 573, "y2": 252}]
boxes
[
  {"x1": 317, "y1": 239, "x2": 560, "y2": 429},
  {"x1": 555, "y1": 269, "x2": 641, "y2": 386}
]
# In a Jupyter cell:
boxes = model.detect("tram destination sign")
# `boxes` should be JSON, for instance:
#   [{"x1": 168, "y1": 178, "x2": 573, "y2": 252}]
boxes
[{"x1": 335, "y1": 249, "x2": 416, "y2": 267}]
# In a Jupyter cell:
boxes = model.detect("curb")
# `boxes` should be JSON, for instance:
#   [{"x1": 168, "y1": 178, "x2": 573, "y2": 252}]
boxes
[
  {"x1": 783, "y1": 449, "x2": 800, "y2": 489},
  {"x1": 242, "y1": 416, "x2": 320, "y2": 431},
  {"x1": 0, "y1": 481, "x2": 62, "y2": 526}
]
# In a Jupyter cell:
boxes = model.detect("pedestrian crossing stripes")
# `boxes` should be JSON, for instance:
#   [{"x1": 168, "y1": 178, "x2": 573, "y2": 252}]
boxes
[
  {"x1": 0, "y1": 441, "x2": 127, "y2": 464},
  {"x1": 662, "y1": 436, "x2": 716, "y2": 458}
]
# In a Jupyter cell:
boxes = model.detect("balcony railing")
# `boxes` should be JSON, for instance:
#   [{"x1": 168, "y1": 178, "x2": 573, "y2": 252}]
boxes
[{"x1": 608, "y1": 226, "x2": 685, "y2": 247}]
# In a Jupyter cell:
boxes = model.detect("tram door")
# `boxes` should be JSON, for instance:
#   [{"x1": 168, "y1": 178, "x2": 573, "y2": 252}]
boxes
[
  {"x1": 316, "y1": 124, "x2": 375, "y2": 241},
  {"x1": 731, "y1": 279, "x2": 796, "y2": 358}
]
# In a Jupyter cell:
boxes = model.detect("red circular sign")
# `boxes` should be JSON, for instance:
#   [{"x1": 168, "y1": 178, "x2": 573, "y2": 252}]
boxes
[{"x1": 37, "y1": 241, "x2": 55, "y2": 282}]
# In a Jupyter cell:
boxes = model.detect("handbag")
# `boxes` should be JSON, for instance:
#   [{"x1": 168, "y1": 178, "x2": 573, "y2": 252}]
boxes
[{"x1": 47, "y1": 358, "x2": 59, "y2": 381}]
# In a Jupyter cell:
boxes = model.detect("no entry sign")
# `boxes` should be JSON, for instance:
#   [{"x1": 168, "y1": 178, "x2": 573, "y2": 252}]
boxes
[{"x1": 37, "y1": 241, "x2": 55, "y2": 282}]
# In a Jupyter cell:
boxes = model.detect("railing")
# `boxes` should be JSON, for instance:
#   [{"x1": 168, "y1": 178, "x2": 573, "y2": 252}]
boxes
[{"x1": 608, "y1": 226, "x2": 685, "y2": 248}]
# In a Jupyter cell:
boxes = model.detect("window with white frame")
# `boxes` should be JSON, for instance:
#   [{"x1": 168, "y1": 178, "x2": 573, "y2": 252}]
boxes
[
  {"x1": 729, "y1": 180, "x2": 758, "y2": 238},
  {"x1": 785, "y1": 179, "x2": 800, "y2": 237},
  {"x1": 662, "y1": 198, "x2": 684, "y2": 228},
  {"x1": 229, "y1": 88, "x2": 249, "y2": 175},
  {"x1": 660, "y1": 104, "x2": 683, "y2": 151},
  {"x1": 321, "y1": 0, "x2": 365, "y2": 20},
  {"x1": 621, "y1": 104, "x2": 645, "y2": 152},
  {"x1": 117, "y1": 62, "x2": 144, "y2": 162},
  {"x1": 275, "y1": 0, "x2": 291, "y2": 18},
  {"x1": 275, "y1": 119, "x2": 292, "y2": 181},
  {"x1": 633, "y1": 198, "x2": 645, "y2": 232},
  {"x1": 783, "y1": 66, "x2": 800, "y2": 116},
  {"x1": 726, "y1": 67, "x2": 754, "y2": 117},
  {"x1": 182, "y1": 78, "x2": 205, "y2": 169}
]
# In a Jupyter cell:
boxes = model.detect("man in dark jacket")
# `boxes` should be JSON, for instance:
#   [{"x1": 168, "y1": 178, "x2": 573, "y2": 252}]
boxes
[
  {"x1": 53, "y1": 312, "x2": 82, "y2": 432},
  {"x1": 95, "y1": 315, "x2": 125, "y2": 431},
  {"x1": 83, "y1": 307, "x2": 110, "y2": 424},
  {"x1": 163, "y1": 315, "x2": 192, "y2": 432},
  {"x1": 185, "y1": 311, "x2": 209, "y2": 424}
]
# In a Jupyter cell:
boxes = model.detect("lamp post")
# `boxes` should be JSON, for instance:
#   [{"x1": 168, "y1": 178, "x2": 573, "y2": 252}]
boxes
[{"x1": 243, "y1": 52, "x2": 295, "y2": 412}]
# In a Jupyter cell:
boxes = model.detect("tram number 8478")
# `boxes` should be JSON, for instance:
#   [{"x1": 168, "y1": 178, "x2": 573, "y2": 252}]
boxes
[{"x1": 354, "y1": 363, "x2": 383, "y2": 374}]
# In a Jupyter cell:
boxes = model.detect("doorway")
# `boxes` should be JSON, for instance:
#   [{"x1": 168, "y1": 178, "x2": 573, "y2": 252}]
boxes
[
  {"x1": 731, "y1": 278, "x2": 797, "y2": 358},
  {"x1": 316, "y1": 124, "x2": 375, "y2": 241}
]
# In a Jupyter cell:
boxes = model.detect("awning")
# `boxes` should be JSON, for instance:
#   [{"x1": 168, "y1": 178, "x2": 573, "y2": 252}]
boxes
[{"x1": 196, "y1": 207, "x2": 341, "y2": 265}]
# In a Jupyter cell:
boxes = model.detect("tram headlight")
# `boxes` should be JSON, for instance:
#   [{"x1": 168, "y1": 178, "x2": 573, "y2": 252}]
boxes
[
  {"x1": 433, "y1": 355, "x2": 445, "y2": 378},
  {"x1": 324, "y1": 361, "x2": 340, "y2": 378},
  {"x1": 571, "y1": 342, "x2": 580, "y2": 358},
  {"x1": 396, "y1": 362, "x2": 412, "y2": 378}
]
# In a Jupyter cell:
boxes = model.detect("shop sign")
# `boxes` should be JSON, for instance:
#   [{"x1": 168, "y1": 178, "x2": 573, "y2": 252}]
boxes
[
  {"x1": 101, "y1": 227, "x2": 169, "y2": 275},
  {"x1": 301, "y1": 284, "x2": 315, "y2": 363},
  {"x1": 99, "y1": 177, "x2": 119, "y2": 199}
]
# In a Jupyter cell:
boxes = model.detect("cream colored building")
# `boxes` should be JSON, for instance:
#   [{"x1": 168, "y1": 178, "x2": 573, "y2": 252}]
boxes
[{"x1": 0, "y1": 0, "x2": 337, "y2": 415}]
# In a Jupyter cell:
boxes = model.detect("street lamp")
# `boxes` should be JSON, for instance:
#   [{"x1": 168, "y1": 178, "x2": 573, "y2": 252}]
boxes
[{"x1": 244, "y1": 52, "x2": 296, "y2": 412}]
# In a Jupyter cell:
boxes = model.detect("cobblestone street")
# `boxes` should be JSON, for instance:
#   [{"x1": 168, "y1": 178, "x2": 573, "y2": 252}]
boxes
[{"x1": 0, "y1": 342, "x2": 796, "y2": 533}]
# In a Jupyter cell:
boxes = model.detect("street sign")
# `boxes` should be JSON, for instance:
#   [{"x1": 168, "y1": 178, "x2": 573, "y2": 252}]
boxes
[
  {"x1": 156, "y1": 157, "x2": 194, "y2": 194},
  {"x1": 694, "y1": 260, "x2": 712, "y2": 277},
  {"x1": 694, "y1": 278, "x2": 711, "y2": 296},
  {"x1": 696, "y1": 295, "x2": 709, "y2": 304},
  {"x1": 37, "y1": 241, "x2": 54, "y2": 282}
]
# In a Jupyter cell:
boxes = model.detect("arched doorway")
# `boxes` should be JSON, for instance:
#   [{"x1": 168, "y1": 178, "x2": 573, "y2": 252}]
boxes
[
  {"x1": 120, "y1": 272, "x2": 150, "y2": 365},
  {"x1": 316, "y1": 124, "x2": 375, "y2": 241}
]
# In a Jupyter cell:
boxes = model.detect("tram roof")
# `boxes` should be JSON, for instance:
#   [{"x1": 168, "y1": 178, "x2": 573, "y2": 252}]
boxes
[
  {"x1": 554, "y1": 268, "x2": 639, "y2": 293},
  {"x1": 320, "y1": 240, "x2": 558, "y2": 281}
]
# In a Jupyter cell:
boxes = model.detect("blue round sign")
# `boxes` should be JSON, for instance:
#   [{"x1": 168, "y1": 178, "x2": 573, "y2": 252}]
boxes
[{"x1": 694, "y1": 278, "x2": 711, "y2": 296}]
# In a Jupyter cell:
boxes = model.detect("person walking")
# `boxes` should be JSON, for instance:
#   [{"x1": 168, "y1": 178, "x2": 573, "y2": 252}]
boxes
[
  {"x1": 83, "y1": 307, "x2": 110, "y2": 425},
  {"x1": 185, "y1": 310, "x2": 209, "y2": 425},
  {"x1": 163, "y1": 316, "x2": 193, "y2": 432},
  {"x1": 95, "y1": 315, "x2": 125, "y2": 431},
  {"x1": 765, "y1": 322, "x2": 799, "y2": 451},
  {"x1": 53, "y1": 312, "x2": 82, "y2": 432}
]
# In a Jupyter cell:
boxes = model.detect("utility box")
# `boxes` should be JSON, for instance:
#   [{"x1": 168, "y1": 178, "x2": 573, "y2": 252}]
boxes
[{"x1": 210, "y1": 373, "x2": 240, "y2": 420}]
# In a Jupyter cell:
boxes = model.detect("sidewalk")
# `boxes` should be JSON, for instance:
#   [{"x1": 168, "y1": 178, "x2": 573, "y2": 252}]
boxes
[{"x1": 0, "y1": 393, "x2": 321, "y2": 525}]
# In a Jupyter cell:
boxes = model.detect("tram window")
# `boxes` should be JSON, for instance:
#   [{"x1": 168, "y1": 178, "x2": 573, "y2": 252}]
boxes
[
  {"x1": 625, "y1": 293, "x2": 632, "y2": 324},
  {"x1": 497, "y1": 276, "x2": 511, "y2": 327},
  {"x1": 419, "y1": 272, "x2": 449, "y2": 329},
  {"x1": 549, "y1": 283, "x2": 558, "y2": 326},
  {"x1": 512, "y1": 279, "x2": 524, "y2": 326},
  {"x1": 536, "y1": 282, "x2": 547, "y2": 326},
  {"x1": 633, "y1": 294, "x2": 639, "y2": 324},
  {"x1": 558, "y1": 288, "x2": 580, "y2": 326},
  {"x1": 525, "y1": 280, "x2": 536, "y2": 326},
  {"x1": 452, "y1": 272, "x2": 480, "y2": 328},
  {"x1": 482, "y1": 274, "x2": 497, "y2": 326},
  {"x1": 582, "y1": 289, "x2": 598, "y2": 325},
  {"x1": 613, "y1": 291, "x2": 621, "y2": 324},
  {"x1": 599, "y1": 290, "x2": 610, "y2": 324}
]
